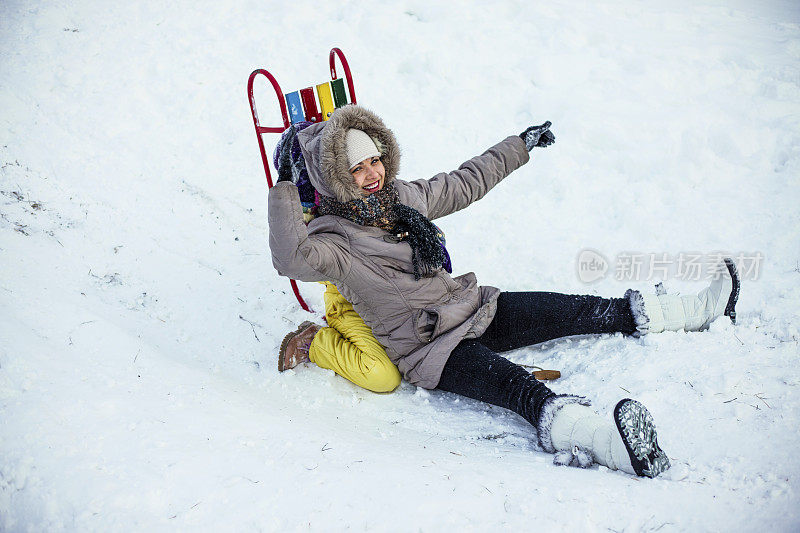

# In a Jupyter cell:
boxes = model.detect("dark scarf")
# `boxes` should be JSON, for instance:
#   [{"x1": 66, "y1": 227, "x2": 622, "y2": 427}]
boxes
[{"x1": 318, "y1": 183, "x2": 452, "y2": 280}]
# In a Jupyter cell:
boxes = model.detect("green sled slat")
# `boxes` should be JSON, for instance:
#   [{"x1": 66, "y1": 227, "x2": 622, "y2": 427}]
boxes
[{"x1": 331, "y1": 78, "x2": 348, "y2": 108}]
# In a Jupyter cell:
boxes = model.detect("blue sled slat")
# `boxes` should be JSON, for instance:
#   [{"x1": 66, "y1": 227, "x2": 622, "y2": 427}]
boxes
[{"x1": 285, "y1": 91, "x2": 305, "y2": 124}]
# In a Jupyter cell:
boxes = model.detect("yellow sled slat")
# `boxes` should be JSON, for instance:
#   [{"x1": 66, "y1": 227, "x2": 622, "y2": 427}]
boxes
[{"x1": 316, "y1": 82, "x2": 335, "y2": 121}]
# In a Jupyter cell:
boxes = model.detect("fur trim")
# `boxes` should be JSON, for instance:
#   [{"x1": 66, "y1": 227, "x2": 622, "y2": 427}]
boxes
[
  {"x1": 573, "y1": 446, "x2": 595, "y2": 468},
  {"x1": 553, "y1": 446, "x2": 594, "y2": 469},
  {"x1": 625, "y1": 288, "x2": 650, "y2": 338},
  {"x1": 553, "y1": 449, "x2": 572, "y2": 466},
  {"x1": 538, "y1": 394, "x2": 591, "y2": 453},
  {"x1": 320, "y1": 105, "x2": 401, "y2": 203}
]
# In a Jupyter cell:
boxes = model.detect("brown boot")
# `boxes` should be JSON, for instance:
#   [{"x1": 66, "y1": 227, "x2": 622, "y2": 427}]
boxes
[{"x1": 278, "y1": 321, "x2": 321, "y2": 372}]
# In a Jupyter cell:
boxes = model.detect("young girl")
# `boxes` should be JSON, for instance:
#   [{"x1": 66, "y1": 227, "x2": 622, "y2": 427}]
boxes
[{"x1": 268, "y1": 105, "x2": 739, "y2": 477}]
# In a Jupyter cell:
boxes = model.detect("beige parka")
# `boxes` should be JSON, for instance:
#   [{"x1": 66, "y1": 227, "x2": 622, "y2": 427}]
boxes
[{"x1": 268, "y1": 106, "x2": 530, "y2": 388}]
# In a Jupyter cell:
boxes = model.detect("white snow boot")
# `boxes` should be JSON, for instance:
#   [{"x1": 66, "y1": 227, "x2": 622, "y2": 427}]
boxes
[
  {"x1": 627, "y1": 257, "x2": 740, "y2": 334},
  {"x1": 540, "y1": 397, "x2": 670, "y2": 478}
]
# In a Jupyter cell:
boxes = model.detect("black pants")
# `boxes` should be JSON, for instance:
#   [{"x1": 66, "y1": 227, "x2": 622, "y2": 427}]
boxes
[{"x1": 436, "y1": 291, "x2": 636, "y2": 429}]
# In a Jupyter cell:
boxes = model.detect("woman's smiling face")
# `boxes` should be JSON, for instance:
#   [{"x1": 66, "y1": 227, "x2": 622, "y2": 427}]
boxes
[{"x1": 350, "y1": 156, "x2": 385, "y2": 196}]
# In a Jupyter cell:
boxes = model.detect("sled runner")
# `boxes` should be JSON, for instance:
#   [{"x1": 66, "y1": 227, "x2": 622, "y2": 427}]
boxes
[{"x1": 247, "y1": 47, "x2": 357, "y2": 313}]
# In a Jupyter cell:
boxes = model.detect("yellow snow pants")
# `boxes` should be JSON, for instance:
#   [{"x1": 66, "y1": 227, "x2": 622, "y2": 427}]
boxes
[{"x1": 308, "y1": 282, "x2": 401, "y2": 393}]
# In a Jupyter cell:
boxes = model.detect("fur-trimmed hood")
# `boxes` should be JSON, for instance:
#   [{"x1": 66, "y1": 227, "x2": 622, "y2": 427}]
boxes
[{"x1": 296, "y1": 105, "x2": 401, "y2": 202}]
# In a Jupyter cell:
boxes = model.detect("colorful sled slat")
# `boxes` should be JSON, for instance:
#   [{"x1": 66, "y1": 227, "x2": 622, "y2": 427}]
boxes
[
  {"x1": 316, "y1": 82, "x2": 335, "y2": 121},
  {"x1": 300, "y1": 87, "x2": 323, "y2": 123},
  {"x1": 331, "y1": 78, "x2": 348, "y2": 108},
  {"x1": 285, "y1": 91, "x2": 305, "y2": 124}
]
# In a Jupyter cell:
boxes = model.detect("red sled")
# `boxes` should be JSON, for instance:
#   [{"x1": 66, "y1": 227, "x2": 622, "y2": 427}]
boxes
[{"x1": 247, "y1": 47, "x2": 357, "y2": 313}]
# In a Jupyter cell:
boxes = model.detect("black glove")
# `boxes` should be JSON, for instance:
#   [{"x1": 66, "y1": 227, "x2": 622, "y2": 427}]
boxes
[{"x1": 519, "y1": 121, "x2": 555, "y2": 151}]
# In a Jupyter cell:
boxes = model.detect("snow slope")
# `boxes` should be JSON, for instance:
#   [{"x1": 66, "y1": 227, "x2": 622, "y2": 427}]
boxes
[{"x1": 2, "y1": 0, "x2": 799, "y2": 530}]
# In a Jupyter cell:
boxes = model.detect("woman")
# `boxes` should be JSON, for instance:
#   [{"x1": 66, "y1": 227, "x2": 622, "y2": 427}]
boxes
[{"x1": 268, "y1": 105, "x2": 739, "y2": 477}]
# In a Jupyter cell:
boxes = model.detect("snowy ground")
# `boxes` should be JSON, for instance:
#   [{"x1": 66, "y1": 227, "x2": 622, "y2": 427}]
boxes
[{"x1": 2, "y1": 0, "x2": 800, "y2": 530}]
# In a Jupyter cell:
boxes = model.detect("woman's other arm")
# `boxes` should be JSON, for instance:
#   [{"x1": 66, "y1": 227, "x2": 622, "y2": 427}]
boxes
[
  {"x1": 408, "y1": 135, "x2": 530, "y2": 220},
  {"x1": 268, "y1": 182, "x2": 351, "y2": 282}
]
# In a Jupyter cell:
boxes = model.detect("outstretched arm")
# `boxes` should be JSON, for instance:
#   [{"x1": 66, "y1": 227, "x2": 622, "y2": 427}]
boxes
[
  {"x1": 268, "y1": 182, "x2": 351, "y2": 282},
  {"x1": 406, "y1": 135, "x2": 528, "y2": 220},
  {"x1": 406, "y1": 120, "x2": 553, "y2": 221}
]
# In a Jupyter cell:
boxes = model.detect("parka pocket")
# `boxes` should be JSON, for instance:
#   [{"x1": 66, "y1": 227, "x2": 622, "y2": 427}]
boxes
[{"x1": 413, "y1": 308, "x2": 439, "y2": 343}]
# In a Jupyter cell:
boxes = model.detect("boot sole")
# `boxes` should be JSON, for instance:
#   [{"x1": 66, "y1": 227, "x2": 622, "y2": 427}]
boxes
[
  {"x1": 614, "y1": 399, "x2": 670, "y2": 478},
  {"x1": 723, "y1": 258, "x2": 740, "y2": 325},
  {"x1": 278, "y1": 320, "x2": 315, "y2": 372}
]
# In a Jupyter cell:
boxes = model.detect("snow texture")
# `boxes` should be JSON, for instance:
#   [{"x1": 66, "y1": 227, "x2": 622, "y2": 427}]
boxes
[{"x1": 2, "y1": 0, "x2": 800, "y2": 531}]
